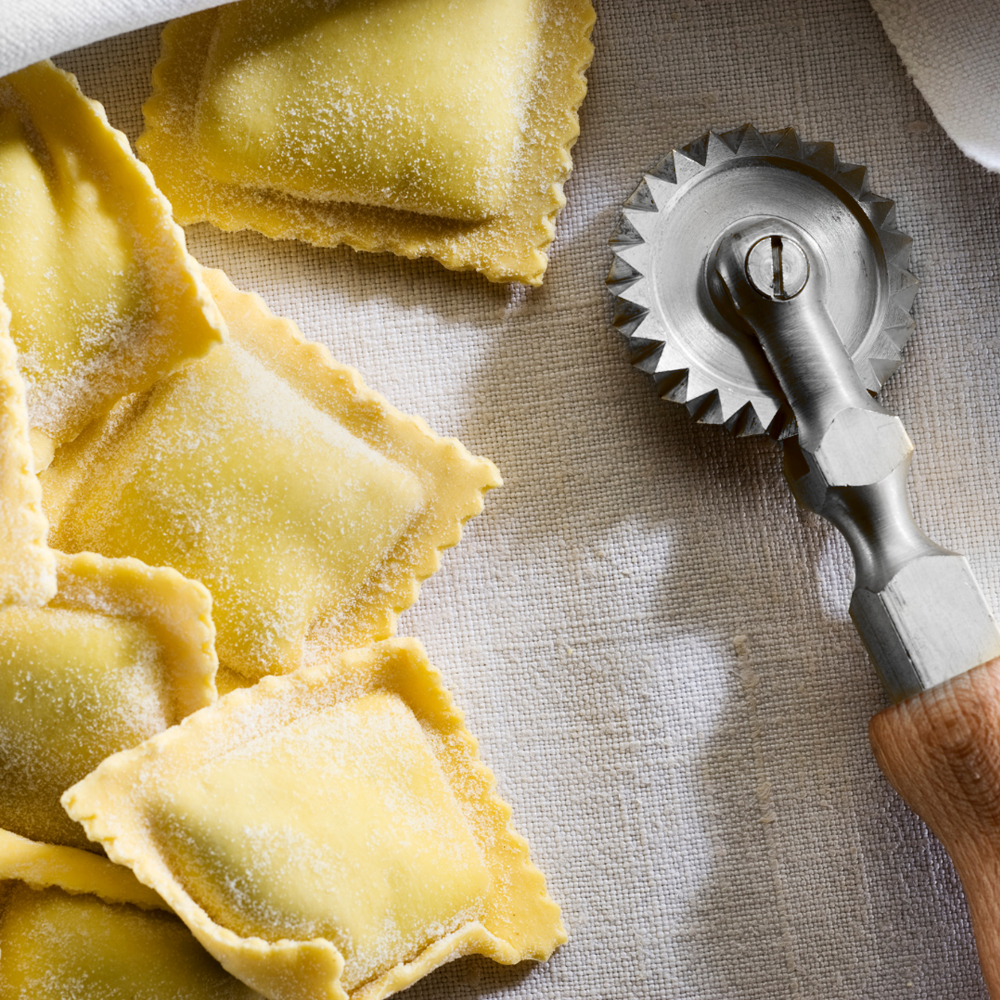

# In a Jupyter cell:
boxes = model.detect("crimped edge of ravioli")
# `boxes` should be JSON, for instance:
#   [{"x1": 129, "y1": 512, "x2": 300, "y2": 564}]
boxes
[
  {"x1": 0, "y1": 278, "x2": 56, "y2": 606},
  {"x1": 1, "y1": 61, "x2": 228, "y2": 464},
  {"x1": 50, "y1": 550, "x2": 219, "y2": 720},
  {"x1": 138, "y1": 0, "x2": 595, "y2": 285},
  {"x1": 62, "y1": 637, "x2": 566, "y2": 1000},
  {"x1": 0, "y1": 829, "x2": 167, "y2": 911}
]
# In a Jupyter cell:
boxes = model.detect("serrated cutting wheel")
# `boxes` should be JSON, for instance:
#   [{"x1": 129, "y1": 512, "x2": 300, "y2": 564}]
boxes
[{"x1": 607, "y1": 124, "x2": 918, "y2": 437}]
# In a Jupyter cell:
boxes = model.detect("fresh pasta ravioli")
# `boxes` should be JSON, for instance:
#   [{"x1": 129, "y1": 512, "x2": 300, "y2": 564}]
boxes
[
  {"x1": 63, "y1": 638, "x2": 566, "y2": 1000},
  {"x1": 0, "y1": 830, "x2": 262, "y2": 998},
  {"x1": 0, "y1": 282, "x2": 55, "y2": 606},
  {"x1": 41, "y1": 268, "x2": 500, "y2": 680},
  {"x1": 195, "y1": 0, "x2": 539, "y2": 221},
  {"x1": 139, "y1": 0, "x2": 595, "y2": 284},
  {"x1": 0, "y1": 60, "x2": 225, "y2": 469},
  {"x1": 0, "y1": 551, "x2": 217, "y2": 850}
]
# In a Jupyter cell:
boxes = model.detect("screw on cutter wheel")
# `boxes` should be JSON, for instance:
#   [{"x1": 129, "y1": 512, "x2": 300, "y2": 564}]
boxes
[{"x1": 607, "y1": 125, "x2": 918, "y2": 438}]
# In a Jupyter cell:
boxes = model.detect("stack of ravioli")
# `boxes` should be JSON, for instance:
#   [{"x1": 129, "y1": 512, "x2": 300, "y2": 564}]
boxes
[{"x1": 0, "y1": 0, "x2": 595, "y2": 994}]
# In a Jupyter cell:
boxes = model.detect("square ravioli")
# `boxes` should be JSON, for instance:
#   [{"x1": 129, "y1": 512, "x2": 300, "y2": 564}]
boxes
[
  {"x1": 63, "y1": 638, "x2": 566, "y2": 1000},
  {"x1": 41, "y1": 268, "x2": 500, "y2": 681},
  {"x1": 0, "y1": 551, "x2": 217, "y2": 850},
  {"x1": 139, "y1": 0, "x2": 595, "y2": 284},
  {"x1": 0, "y1": 283, "x2": 55, "y2": 606},
  {"x1": 0, "y1": 830, "x2": 263, "y2": 998},
  {"x1": 0, "y1": 60, "x2": 225, "y2": 468}
]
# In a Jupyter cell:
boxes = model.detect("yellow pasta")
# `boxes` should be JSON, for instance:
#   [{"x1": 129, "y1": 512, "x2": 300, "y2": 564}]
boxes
[
  {"x1": 0, "y1": 552, "x2": 217, "y2": 849},
  {"x1": 139, "y1": 0, "x2": 595, "y2": 284},
  {"x1": 0, "y1": 281, "x2": 54, "y2": 606},
  {"x1": 0, "y1": 61, "x2": 225, "y2": 468},
  {"x1": 0, "y1": 830, "x2": 261, "y2": 998},
  {"x1": 42, "y1": 269, "x2": 500, "y2": 680},
  {"x1": 64, "y1": 638, "x2": 566, "y2": 1000}
]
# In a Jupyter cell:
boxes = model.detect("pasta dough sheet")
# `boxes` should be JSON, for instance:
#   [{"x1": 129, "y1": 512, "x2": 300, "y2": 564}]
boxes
[
  {"x1": 138, "y1": 0, "x2": 595, "y2": 284},
  {"x1": 63, "y1": 638, "x2": 566, "y2": 1000},
  {"x1": 0, "y1": 280, "x2": 54, "y2": 606},
  {"x1": 0, "y1": 830, "x2": 262, "y2": 998},
  {"x1": 0, "y1": 60, "x2": 225, "y2": 468},
  {"x1": 0, "y1": 551, "x2": 217, "y2": 850},
  {"x1": 40, "y1": 268, "x2": 501, "y2": 680},
  {"x1": 194, "y1": 0, "x2": 538, "y2": 221}
]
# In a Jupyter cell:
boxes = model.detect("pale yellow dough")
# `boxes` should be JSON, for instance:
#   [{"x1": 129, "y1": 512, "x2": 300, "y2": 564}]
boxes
[
  {"x1": 0, "y1": 60, "x2": 226, "y2": 466},
  {"x1": 139, "y1": 0, "x2": 595, "y2": 284},
  {"x1": 195, "y1": 0, "x2": 537, "y2": 221},
  {"x1": 0, "y1": 551, "x2": 217, "y2": 850},
  {"x1": 0, "y1": 280, "x2": 55, "y2": 606},
  {"x1": 0, "y1": 830, "x2": 263, "y2": 998},
  {"x1": 63, "y1": 638, "x2": 566, "y2": 1000},
  {"x1": 41, "y1": 269, "x2": 500, "y2": 680}
]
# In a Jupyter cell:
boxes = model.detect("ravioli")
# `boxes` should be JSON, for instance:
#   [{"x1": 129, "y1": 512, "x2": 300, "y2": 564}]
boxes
[
  {"x1": 0, "y1": 60, "x2": 225, "y2": 468},
  {"x1": 0, "y1": 831, "x2": 262, "y2": 999},
  {"x1": 41, "y1": 268, "x2": 500, "y2": 680},
  {"x1": 195, "y1": 0, "x2": 538, "y2": 221},
  {"x1": 0, "y1": 284, "x2": 55, "y2": 606},
  {"x1": 63, "y1": 638, "x2": 566, "y2": 1000},
  {"x1": 152, "y1": 692, "x2": 493, "y2": 990},
  {"x1": 0, "y1": 551, "x2": 217, "y2": 850},
  {"x1": 139, "y1": 0, "x2": 595, "y2": 284}
]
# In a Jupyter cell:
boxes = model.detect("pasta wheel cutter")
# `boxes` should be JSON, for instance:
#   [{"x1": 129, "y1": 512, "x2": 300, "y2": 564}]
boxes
[{"x1": 608, "y1": 124, "x2": 1000, "y2": 995}]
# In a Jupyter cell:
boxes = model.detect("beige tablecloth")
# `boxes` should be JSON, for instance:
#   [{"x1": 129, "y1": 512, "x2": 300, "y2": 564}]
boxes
[{"x1": 8, "y1": 1, "x2": 1000, "y2": 997}]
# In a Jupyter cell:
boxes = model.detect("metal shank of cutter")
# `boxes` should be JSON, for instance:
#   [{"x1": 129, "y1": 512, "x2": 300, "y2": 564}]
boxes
[{"x1": 606, "y1": 124, "x2": 918, "y2": 438}]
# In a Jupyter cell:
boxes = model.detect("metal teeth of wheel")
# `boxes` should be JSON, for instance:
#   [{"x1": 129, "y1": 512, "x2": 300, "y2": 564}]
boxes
[{"x1": 607, "y1": 124, "x2": 918, "y2": 438}]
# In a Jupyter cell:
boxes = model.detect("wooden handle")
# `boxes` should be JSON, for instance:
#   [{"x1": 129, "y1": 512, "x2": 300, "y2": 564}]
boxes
[{"x1": 870, "y1": 656, "x2": 1000, "y2": 996}]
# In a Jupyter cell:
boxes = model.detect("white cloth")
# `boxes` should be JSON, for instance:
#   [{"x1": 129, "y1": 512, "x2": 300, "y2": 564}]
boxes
[
  {"x1": 870, "y1": 0, "x2": 1000, "y2": 172},
  {"x1": 8, "y1": 2, "x2": 1000, "y2": 998},
  {"x1": 0, "y1": 0, "x2": 230, "y2": 78}
]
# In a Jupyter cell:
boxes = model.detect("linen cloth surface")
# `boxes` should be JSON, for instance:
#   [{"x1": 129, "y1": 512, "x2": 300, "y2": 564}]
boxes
[
  {"x1": 7, "y1": 1, "x2": 1000, "y2": 998},
  {"x1": 869, "y1": 0, "x2": 1000, "y2": 173},
  {"x1": 0, "y1": 0, "x2": 228, "y2": 79}
]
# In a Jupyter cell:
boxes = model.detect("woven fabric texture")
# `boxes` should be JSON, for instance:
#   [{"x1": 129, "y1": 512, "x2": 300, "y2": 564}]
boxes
[
  {"x1": 0, "y1": 0, "x2": 232, "y2": 79},
  {"x1": 10, "y1": 1, "x2": 1000, "y2": 997},
  {"x1": 870, "y1": 0, "x2": 1000, "y2": 172}
]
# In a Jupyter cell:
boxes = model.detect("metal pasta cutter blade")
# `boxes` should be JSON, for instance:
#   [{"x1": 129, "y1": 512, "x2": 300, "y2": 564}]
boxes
[{"x1": 607, "y1": 124, "x2": 1000, "y2": 702}]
